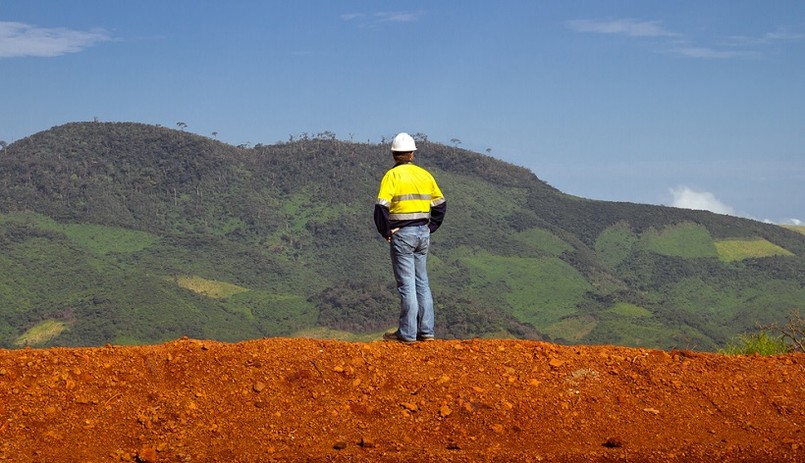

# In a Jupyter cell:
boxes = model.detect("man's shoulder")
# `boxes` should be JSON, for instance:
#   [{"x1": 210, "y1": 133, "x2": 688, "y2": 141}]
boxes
[
  {"x1": 384, "y1": 163, "x2": 437, "y2": 182},
  {"x1": 404, "y1": 163, "x2": 435, "y2": 176}
]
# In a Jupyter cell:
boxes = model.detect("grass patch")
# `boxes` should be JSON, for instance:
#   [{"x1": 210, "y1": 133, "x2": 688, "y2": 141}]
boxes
[
  {"x1": 514, "y1": 228, "x2": 572, "y2": 256},
  {"x1": 783, "y1": 225, "x2": 805, "y2": 235},
  {"x1": 173, "y1": 275, "x2": 250, "y2": 299},
  {"x1": 595, "y1": 221, "x2": 638, "y2": 267},
  {"x1": 664, "y1": 277, "x2": 739, "y2": 319},
  {"x1": 228, "y1": 291, "x2": 318, "y2": 337},
  {"x1": 60, "y1": 224, "x2": 158, "y2": 255},
  {"x1": 457, "y1": 248, "x2": 592, "y2": 328},
  {"x1": 715, "y1": 238, "x2": 794, "y2": 262},
  {"x1": 0, "y1": 211, "x2": 57, "y2": 228},
  {"x1": 545, "y1": 315, "x2": 597, "y2": 342},
  {"x1": 0, "y1": 212, "x2": 158, "y2": 255},
  {"x1": 15, "y1": 320, "x2": 67, "y2": 347},
  {"x1": 638, "y1": 222, "x2": 717, "y2": 258}
]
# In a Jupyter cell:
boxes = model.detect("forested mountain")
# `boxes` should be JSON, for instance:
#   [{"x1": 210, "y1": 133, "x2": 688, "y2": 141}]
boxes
[{"x1": 0, "y1": 122, "x2": 802, "y2": 350}]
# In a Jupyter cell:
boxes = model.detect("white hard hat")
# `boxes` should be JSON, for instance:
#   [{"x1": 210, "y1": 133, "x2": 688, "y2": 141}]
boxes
[{"x1": 391, "y1": 132, "x2": 417, "y2": 152}]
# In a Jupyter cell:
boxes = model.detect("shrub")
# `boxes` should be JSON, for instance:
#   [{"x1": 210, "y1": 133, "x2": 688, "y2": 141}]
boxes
[
  {"x1": 764, "y1": 309, "x2": 805, "y2": 352},
  {"x1": 720, "y1": 331, "x2": 789, "y2": 356}
]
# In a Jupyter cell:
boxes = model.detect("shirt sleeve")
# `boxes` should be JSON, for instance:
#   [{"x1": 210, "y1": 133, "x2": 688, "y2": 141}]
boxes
[
  {"x1": 374, "y1": 203, "x2": 391, "y2": 238},
  {"x1": 374, "y1": 171, "x2": 393, "y2": 237},
  {"x1": 428, "y1": 178, "x2": 446, "y2": 233},
  {"x1": 429, "y1": 200, "x2": 446, "y2": 233}
]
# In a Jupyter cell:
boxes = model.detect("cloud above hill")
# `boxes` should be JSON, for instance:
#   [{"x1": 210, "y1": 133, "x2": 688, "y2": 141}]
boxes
[
  {"x1": 774, "y1": 218, "x2": 803, "y2": 226},
  {"x1": 0, "y1": 21, "x2": 110, "y2": 58},
  {"x1": 669, "y1": 186, "x2": 803, "y2": 225},
  {"x1": 670, "y1": 186, "x2": 735, "y2": 215}
]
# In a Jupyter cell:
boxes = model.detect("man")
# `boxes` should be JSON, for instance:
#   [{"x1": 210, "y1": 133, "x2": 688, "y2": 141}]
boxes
[{"x1": 374, "y1": 132, "x2": 447, "y2": 343}]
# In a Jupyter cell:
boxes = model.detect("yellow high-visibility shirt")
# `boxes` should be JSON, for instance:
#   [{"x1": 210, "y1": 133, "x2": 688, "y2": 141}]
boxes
[{"x1": 376, "y1": 163, "x2": 445, "y2": 222}]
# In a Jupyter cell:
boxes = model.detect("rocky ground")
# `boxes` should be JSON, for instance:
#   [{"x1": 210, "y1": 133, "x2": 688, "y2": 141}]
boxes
[{"x1": 0, "y1": 337, "x2": 802, "y2": 462}]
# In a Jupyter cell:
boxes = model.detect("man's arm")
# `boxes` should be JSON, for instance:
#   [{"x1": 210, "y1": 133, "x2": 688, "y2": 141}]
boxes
[
  {"x1": 429, "y1": 200, "x2": 446, "y2": 233},
  {"x1": 374, "y1": 203, "x2": 391, "y2": 238}
]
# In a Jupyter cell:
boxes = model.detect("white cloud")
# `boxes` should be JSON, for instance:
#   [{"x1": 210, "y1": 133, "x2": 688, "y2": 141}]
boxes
[
  {"x1": 669, "y1": 46, "x2": 761, "y2": 60},
  {"x1": 566, "y1": 18, "x2": 802, "y2": 60},
  {"x1": 769, "y1": 218, "x2": 803, "y2": 226},
  {"x1": 340, "y1": 13, "x2": 366, "y2": 21},
  {"x1": 565, "y1": 19, "x2": 678, "y2": 37},
  {"x1": 341, "y1": 11, "x2": 423, "y2": 26},
  {"x1": 726, "y1": 29, "x2": 805, "y2": 46},
  {"x1": 0, "y1": 21, "x2": 110, "y2": 58},
  {"x1": 764, "y1": 31, "x2": 805, "y2": 41},
  {"x1": 670, "y1": 186, "x2": 735, "y2": 215},
  {"x1": 374, "y1": 12, "x2": 422, "y2": 23}
]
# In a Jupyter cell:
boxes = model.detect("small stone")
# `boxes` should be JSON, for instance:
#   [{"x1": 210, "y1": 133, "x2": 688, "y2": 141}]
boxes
[
  {"x1": 603, "y1": 437, "x2": 624, "y2": 448},
  {"x1": 549, "y1": 358, "x2": 565, "y2": 369},
  {"x1": 649, "y1": 350, "x2": 672, "y2": 362},
  {"x1": 447, "y1": 440, "x2": 461, "y2": 450},
  {"x1": 439, "y1": 405, "x2": 452, "y2": 417},
  {"x1": 359, "y1": 436, "x2": 375, "y2": 448},
  {"x1": 333, "y1": 441, "x2": 347, "y2": 450},
  {"x1": 253, "y1": 382, "x2": 266, "y2": 393},
  {"x1": 783, "y1": 438, "x2": 799, "y2": 450},
  {"x1": 400, "y1": 402, "x2": 418, "y2": 412},
  {"x1": 136, "y1": 446, "x2": 158, "y2": 463}
]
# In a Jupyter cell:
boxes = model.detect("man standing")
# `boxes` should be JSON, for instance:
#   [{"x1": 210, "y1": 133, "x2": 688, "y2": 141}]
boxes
[{"x1": 374, "y1": 132, "x2": 447, "y2": 343}]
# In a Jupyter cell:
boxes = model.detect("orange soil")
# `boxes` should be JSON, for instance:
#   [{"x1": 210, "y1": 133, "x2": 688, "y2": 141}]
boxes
[{"x1": 0, "y1": 338, "x2": 802, "y2": 462}]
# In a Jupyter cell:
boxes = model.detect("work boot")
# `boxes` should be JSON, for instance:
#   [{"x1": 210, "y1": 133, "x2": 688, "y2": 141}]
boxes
[{"x1": 383, "y1": 331, "x2": 416, "y2": 344}]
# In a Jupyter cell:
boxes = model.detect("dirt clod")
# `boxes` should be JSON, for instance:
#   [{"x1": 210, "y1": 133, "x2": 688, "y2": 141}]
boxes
[
  {"x1": 359, "y1": 436, "x2": 375, "y2": 448},
  {"x1": 136, "y1": 446, "x2": 158, "y2": 463},
  {"x1": 603, "y1": 436, "x2": 624, "y2": 448}
]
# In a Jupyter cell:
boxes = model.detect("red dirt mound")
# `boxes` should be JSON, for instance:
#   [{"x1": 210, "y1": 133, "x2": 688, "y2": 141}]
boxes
[{"x1": 0, "y1": 338, "x2": 802, "y2": 462}]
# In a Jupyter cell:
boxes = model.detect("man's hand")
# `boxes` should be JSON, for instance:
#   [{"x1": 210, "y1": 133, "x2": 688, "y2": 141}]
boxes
[{"x1": 386, "y1": 227, "x2": 400, "y2": 243}]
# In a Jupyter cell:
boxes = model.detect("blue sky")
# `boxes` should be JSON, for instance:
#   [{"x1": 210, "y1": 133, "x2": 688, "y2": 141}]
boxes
[{"x1": 1, "y1": 1, "x2": 803, "y2": 224}]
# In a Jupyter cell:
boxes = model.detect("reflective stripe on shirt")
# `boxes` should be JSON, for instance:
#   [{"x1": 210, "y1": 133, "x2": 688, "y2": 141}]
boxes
[
  {"x1": 389, "y1": 212, "x2": 431, "y2": 221},
  {"x1": 393, "y1": 193, "x2": 433, "y2": 202}
]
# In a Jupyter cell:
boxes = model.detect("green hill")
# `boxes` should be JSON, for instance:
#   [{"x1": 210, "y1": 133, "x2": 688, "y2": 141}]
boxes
[{"x1": 0, "y1": 122, "x2": 802, "y2": 350}]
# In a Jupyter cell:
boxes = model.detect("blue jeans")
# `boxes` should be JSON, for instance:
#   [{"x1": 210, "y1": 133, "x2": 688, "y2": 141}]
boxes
[{"x1": 390, "y1": 224, "x2": 434, "y2": 341}]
